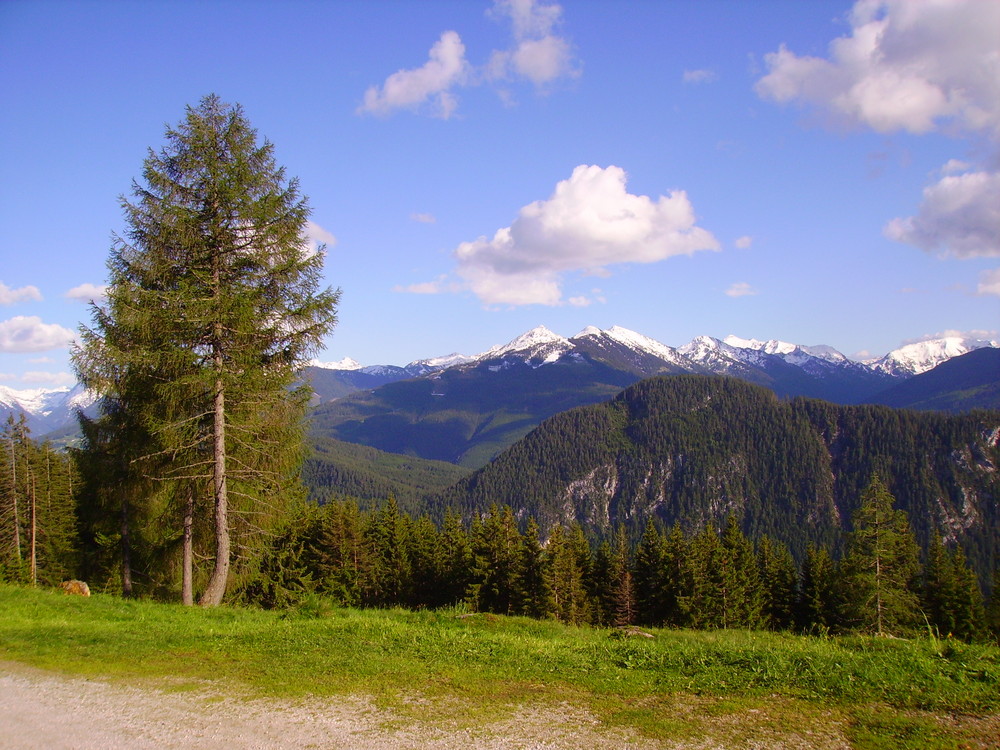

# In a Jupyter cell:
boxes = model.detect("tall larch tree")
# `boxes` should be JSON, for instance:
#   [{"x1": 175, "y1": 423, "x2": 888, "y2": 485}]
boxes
[{"x1": 73, "y1": 95, "x2": 339, "y2": 606}]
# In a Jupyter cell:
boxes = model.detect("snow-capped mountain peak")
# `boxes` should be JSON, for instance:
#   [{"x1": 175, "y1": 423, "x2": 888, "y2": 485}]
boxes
[
  {"x1": 479, "y1": 325, "x2": 572, "y2": 363},
  {"x1": 870, "y1": 336, "x2": 999, "y2": 377},
  {"x1": 310, "y1": 356, "x2": 364, "y2": 371},
  {"x1": 600, "y1": 325, "x2": 687, "y2": 364},
  {"x1": 723, "y1": 335, "x2": 851, "y2": 368}
]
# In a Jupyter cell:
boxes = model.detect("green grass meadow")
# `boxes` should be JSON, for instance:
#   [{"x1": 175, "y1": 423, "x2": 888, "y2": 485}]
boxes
[{"x1": 1, "y1": 584, "x2": 998, "y2": 748}]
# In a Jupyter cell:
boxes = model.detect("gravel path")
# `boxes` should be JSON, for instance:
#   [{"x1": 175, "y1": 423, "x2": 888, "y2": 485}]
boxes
[{"x1": 0, "y1": 662, "x2": 670, "y2": 749}]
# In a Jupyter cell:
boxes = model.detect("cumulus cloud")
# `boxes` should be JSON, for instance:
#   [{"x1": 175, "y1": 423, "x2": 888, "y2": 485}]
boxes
[
  {"x1": 359, "y1": 31, "x2": 469, "y2": 118},
  {"x1": 410, "y1": 212, "x2": 437, "y2": 224},
  {"x1": 488, "y1": 0, "x2": 576, "y2": 86},
  {"x1": 734, "y1": 235, "x2": 753, "y2": 249},
  {"x1": 360, "y1": 2, "x2": 577, "y2": 118},
  {"x1": 725, "y1": 282, "x2": 758, "y2": 298},
  {"x1": 978, "y1": 269, "x2": 1000, "y2": 297},
  {"x1": 755, "y1": 0, "x2": 1000, "y2": 138},
  {"x1": 0, "y1": 316, "x2": 76, "y2": 353},
  {"x1": 683, "y1": 69, "x2": 717, "y2": 85},
  {"x1": 884, "y1": 170, "x2": 1000, "y2": 258},
  {"x1": 65, "y1": 283, "x2": 108, "y2": 304},
  {"x1": 448, "y1": 165, "x2": 719, "y2": 306},
  {"x1": 0, "y1": 281, "x2": 42, "y2": 305}
]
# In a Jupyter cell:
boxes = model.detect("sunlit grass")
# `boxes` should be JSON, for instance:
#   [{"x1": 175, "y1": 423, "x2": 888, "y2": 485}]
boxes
[{"x1": 2, "y1": 584, "x2": 997, "y2": 748}]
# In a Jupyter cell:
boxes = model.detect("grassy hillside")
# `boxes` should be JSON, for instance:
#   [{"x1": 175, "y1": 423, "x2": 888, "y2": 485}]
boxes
[{"x1": 1, "y1": 584, "x2": 998, "y2": 748}]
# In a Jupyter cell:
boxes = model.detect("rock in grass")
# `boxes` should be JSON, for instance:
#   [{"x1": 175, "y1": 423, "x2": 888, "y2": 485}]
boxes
[{"x1": 60, "y1": 580, "x2": 91, "y2": 597}]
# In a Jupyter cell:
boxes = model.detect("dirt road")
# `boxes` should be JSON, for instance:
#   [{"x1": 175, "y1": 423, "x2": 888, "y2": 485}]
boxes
[{"x1": 0, "y1": 662, "x2": 669, "y2": 749}]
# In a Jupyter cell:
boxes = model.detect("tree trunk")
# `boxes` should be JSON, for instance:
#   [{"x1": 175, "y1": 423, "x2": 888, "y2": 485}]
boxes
[
  {"x1": 29, "y1": 471, "x2": 36, "y2": 586},
  {"x1": 200, "y1": 375, "x2": 230, "y2": 607},
  {"x1": 121, "y1": 499, "x2": 133, "y2": 597},
  {"x1": 9, "y1": 434, "x2": 21, "y2": 562},
  {"x1": 182, "y1": 486, "x2": 194, "y2": 606}
]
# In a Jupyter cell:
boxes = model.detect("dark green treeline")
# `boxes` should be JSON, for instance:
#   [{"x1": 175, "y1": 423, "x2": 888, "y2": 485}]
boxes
[
  {"x1": 0, "y1": 415, "x2": 79, "y2": 585},
  {"x1": 259, "y1": 477, "x2": 996, "y2": 642}
]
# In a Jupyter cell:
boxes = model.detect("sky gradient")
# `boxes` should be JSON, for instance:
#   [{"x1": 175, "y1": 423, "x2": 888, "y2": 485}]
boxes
[{"x1": 2, "y1": 0, "x2": 998, "y2": 389}]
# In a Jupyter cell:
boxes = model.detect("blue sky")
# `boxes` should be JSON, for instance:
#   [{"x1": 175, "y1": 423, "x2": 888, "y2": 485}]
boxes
[{"x1": 2, "y1": 0, "x2": 998, "y2": 389}]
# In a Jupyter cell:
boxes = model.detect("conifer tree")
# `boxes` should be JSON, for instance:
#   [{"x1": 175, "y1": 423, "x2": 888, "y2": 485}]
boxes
[
  {"x1": 758, "y1": 535, "x2": 797, "y2": 631},
  {"x1": 797, "y1": 543, "x2": 839, "y2": 633},
  {"x1": 439, "y1": 510, "x2": 473, "y2": 606},
  {"x1": 73, "y1": 95, "x2": 339, "y2": 605},
  {"x1": 518, "y1": 517, "x2": 551, "y2": 618},
  {"x1": 632, "y1": 520, "x2": 667, "y2": 625},
  {"x1": 841, "y1": 475, "x2": 921, "y2": 636},
  {"x1": 470, "y1": 505, "x2": 524, "y2": 615}
]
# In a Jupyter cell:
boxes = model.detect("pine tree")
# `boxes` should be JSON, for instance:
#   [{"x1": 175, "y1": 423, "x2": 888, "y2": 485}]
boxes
[
  {"x1": 439, "y1": 510, "x2": 473, "y2": 607},
  {"x1": 719, "y1": 516, "x2": 764, "y2": 629},
  {"x1": 682, "y1": 523, "x2": 726, "y2": 629},
  {"x1": 517, "y1": 518, "x2": 551, "y2": 618},
  {"x1": 470, "y1": 505, "x2": 524, "y2": 615},
  {"x1": 841, "y1": 475, "x2": 921, "y2": 636},
  {"x1": 632, "y1": 520, "x2": 667, "y2": 625},
  {"x1": 606, "y1": 525, "x2": 636, "y2": 626},
  {"x1": 757, "y1": 535, "x2": 797, "y2": 631},
  {"x1": 73, "y1": 95, "x2": 339, "y2": 605},
  {"x1": 797, "y1": 543, "x2": 839, "y2": 633}
]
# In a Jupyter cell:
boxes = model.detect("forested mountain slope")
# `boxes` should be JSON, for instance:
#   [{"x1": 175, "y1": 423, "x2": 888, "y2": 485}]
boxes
[
  {"x1": 439, "y1": 376, "x2": 1000, "y2": 575},
  {"x1": 309, "y1": 354, "x2": 637, "y2": 467}
]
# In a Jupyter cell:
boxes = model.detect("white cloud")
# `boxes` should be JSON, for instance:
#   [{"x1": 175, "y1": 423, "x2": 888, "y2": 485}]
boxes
[
  {"x1": 410, "y1": 212, "x2": 437, "y2": 224},
  {"x1": 734, "y1": 235, "x2": 753, "y2": 249},
  {"x1": 21, "y1": 371, "x2": 76, "y2": 386},
  {"x1": 755, "y1": 0, "x2": 1000, "y2": 138},
  {"x1": 0, "y1": 281, "x2": 42, "y2": 305},
  {"x1": 683, "y1": 69, "x2": 717, "y2": 85},
  {"x1": 65, "y1": 282, "x2": 108, "y2": 304},
  {"x1": 449, "y1": 165, "x2": 719, "y2": 306},
  {"x1": 488, "y1": 0, "x2": 577, "y2": 87},
  {"x1": 725, "y1": 282, "x2": 758, "y2": 298},
  {"x1": 978, "y1": 269, "x2": 1000, "y2": 297},
  {"x1": 0, "y1": 316, "x2": 76, "y2": 353},
  {"x1": 884, "y1": 170, "x2": 1000, "y2": 258},
  {"x1": 359, "y1": 31, "x2": 469, "y2": 118}
]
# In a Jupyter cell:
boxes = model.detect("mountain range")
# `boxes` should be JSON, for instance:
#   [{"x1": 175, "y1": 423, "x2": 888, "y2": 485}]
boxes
[
  {"x1": 3, "y1": 325, "x2": 996, "y2": 442},
  {"x1": 306, "y1": 326, "x2": 998, "y2": 467}
]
